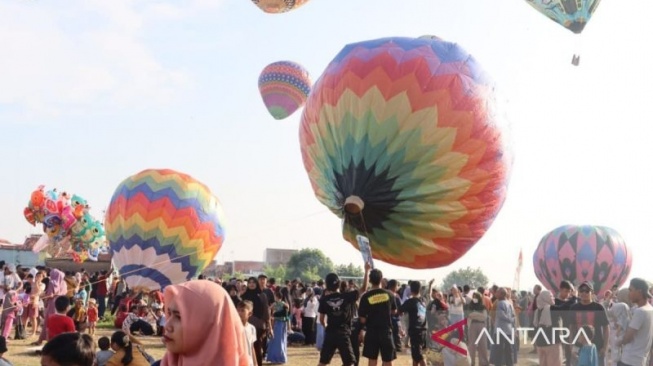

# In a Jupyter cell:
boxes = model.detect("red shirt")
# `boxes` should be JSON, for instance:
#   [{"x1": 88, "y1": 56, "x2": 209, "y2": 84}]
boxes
[
  {"x1": 114, "y1": 311, "x2": 128, "y2": 329},
  {"x1": 151, "y1": 291, "x2": 164, "y2": 304},
  {"x1": 87, "y1": 307, "x2": 98, "y2": 322},
  {"x1": 47, "y1": 314, "x2": 75, "y2": 340},
  {"x1": 97, "y1": 275, "x2": 108, "y2": 297}
]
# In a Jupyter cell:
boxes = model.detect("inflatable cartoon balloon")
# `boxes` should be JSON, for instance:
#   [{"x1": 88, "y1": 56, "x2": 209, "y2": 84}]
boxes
[
  {"x1": 106, "y1": 169, "x2": 226, "y2": 291},
  {"x1": 524, "y1": 0, "x2": 601, "y2": 34},
  {"x1": 533, "y1": 225, "x2": 633, "y2": 295},
  {"x1": 25, "y1": 186, "x2": 104, "y2": 260},
  {"x1": 300, "y1": 37, "x2": 512, "y2": 269},
  {"x1": 259, "y1": 61, "x2": 311, "y2": 120},
  {"x1": 251, "y1": 0, "x2": 309, "y2": 14}
]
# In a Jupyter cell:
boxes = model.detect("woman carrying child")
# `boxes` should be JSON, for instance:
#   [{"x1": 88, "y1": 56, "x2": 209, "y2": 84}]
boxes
[{"x1": 106, "y1": 330, "x2": 151, "y2": 366}]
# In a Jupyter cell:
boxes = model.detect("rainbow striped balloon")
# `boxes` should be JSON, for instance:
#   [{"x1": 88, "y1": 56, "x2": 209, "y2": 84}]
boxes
[
  {"x1": 105, "y1": 169, "x2": 226, "y2": 291},
  {"x1": 300, "y1": 37, "x2": 512, "y2": 269},
  {"x1": 259, "y1": 61, "x2": 311, "y2": 120},
  {"x1": 533, "y1": 225, "x2": 633, "y2": 295}
]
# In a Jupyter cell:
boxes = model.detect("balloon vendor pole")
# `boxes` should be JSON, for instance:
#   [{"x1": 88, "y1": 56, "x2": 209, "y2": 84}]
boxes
[{"x1": 513, "y1": 248, "x2": 523, "y2": 291}]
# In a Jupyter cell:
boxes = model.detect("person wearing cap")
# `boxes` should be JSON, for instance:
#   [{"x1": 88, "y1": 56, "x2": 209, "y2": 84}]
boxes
[
  {"x1": 317, "y1": 262, "x2": 371, "y2": 366},
  {"x1": 0, "y1": 335, "x2": 11, "y2": 366},
  {"x1": 569, "y1": 281, "x2": 609, "y2": 366},
  {"x1": 618, "y1": 278, "x2": 653, "y2": 366}
]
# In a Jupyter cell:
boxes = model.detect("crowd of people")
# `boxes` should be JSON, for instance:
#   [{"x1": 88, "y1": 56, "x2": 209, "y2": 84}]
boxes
[{"x1": 0, "y1": 259, "x2": 650, "y2": 366}]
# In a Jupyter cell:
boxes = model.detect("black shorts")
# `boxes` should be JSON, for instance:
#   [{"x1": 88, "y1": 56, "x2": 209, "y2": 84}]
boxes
[
  {"x1": 363, "y1": 328, "x2": 396, "y2": 362},
  {"x1": 319, "y1": 331, "x2": 355, "y2": 365},
  {"x1": 409, "y1": 331, "x2": 425, "y2": 362}
]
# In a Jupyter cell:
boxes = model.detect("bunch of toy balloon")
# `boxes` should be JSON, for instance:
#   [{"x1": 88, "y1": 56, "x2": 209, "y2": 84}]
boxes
[{"x1": 24, "y1": 185, "x2": 106, "y2": 261}]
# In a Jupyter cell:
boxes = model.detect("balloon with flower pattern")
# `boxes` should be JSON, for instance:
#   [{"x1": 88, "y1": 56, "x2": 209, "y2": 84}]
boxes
[
  {"x1": 259, "y1": 61, "x2": 311, "y2": 120},
  {"x1": 105, "y1": 169, "x2": 226, "y2": 291},
  {"x1": 524, "y1": 0, "x2": 601, "y2": 34},
  {"x1": 533, "y1": 225, "x2": 633, "y2": 295},
  {"x1": 300, "y1": 36, "x2": 512, "y2": 269}
]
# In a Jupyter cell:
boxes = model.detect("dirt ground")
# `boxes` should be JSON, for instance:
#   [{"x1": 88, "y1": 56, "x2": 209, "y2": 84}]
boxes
[{"x1": 4, "y1": 329, "x2": 538, "y2": 365}]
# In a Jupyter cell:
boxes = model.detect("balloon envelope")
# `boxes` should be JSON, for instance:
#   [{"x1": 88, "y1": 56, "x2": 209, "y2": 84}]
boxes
[
  {"x1": 251, "y1": 0, "x2": 309, "y2": 14},
  {"x1": 106, "y1": 169, "x2": 226, "y2": 291},
  {"x1": 259, "y1": 61, "x2": 311, "y2": 120},
  {"x1": 300, "y1": 37, "x2": 512, "y2": 269},
  {"x1": 524, "y1": 0, "x2": 601, "y2": 34},
  {"x1": 533, "y1": 225, "x2": 633, "y2": 295}
]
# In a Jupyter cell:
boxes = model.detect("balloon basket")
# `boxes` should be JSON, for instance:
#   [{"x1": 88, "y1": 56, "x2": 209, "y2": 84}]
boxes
[{"x1": 572, "y1": 54, "x2": 580, "y2": 66}]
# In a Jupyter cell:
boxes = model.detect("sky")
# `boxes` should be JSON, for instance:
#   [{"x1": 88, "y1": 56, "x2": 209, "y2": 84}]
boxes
[{"x1": 1, "y1": 0, "x2": 652, "y2": 290}]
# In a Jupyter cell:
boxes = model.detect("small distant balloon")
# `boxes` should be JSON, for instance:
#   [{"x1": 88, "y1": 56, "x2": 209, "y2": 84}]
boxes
[
  {"x1": 251, "y1": 0, "x2": 309, "y2": 14},
  {"x1": 524, "y1": 0, "x2": 601, "y2": 34},
  {"x1": 259, "y1": 61, "x2": 311, "y2": 120}
]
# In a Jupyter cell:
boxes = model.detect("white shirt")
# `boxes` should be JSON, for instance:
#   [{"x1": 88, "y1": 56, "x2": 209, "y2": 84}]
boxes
[
  {"x1": 122, "y1": 313, "x2": 141, "y2": 334},
  {"x1": 621, "y1": 303, "x2": 653, "y2": 366},
  {"x1": 303, "y1": 296, "x2": 319, "y2": 318},
  {"x1": 243, "y1": 323, "x2": 256, "y2": 366}
]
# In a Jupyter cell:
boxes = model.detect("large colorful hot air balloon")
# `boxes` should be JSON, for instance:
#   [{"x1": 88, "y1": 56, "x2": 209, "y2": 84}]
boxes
[
  {"x1": 259, "y1": 61, "x2": 311, "y2": 120},
  {"x1": 533, "y1": 225, "x2": 633, "y2": 295},
  {"x1": 105, "y1": 169, "x2": 226, "y2": 291},
  {"x1": 251, "y1": 0, "x2": 309, "y2": 14},
  {"x1": 524, "y1": 0, "x2": 601, "y2": 34},
  {"x1": 300, "y1": 37, "x2": 512, "y2": 269}
]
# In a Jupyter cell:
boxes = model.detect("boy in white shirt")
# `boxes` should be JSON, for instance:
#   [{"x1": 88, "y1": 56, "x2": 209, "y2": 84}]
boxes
[{"x1": 237, "y1": 300, "x2": 258, "y2": 366}]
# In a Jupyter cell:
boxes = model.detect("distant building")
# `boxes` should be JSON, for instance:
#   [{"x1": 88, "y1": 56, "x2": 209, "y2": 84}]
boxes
[
  {"x1": 264, "y1": 248, "x2": 298, "y2": 268},
  {"x1": 0, "y1": 235, "x2": 46, "y2": 268},
  {"x1": 203, "y1": 261, "x2": 264, "y2": 278},
  {"x1": 233, "y1": 260, "x2": 265, "y2": 275}
]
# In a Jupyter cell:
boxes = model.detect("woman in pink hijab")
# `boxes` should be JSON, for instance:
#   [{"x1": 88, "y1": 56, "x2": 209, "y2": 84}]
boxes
[
  {"x1": 33, "y1": 268, "x2": 67, "y2": 346},
  {"x1": 161, "y1": 280, "x2": 249, "y2": 366}
]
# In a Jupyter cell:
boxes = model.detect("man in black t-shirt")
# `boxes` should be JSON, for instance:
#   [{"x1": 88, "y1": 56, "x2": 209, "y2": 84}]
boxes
[
  {"x1": 399, "y1": 280, "x2": 427, "y2": 366},
  {"x1": 553, "y1": 280, "x2": 577, "y2": 366},
  {"x1": 569, "y1": 281, "x2": 609, "y2": 366},
  {"x1": 317, "y1": 263, "x2": 371, "y2": 366},
  {"x1": 359, "y1": 268, "x2": 397, "y2": 365}
]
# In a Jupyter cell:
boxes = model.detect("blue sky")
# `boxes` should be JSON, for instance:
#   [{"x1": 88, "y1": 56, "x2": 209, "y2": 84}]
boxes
[{"x1": 1, "y1": 0, "x2": 651, "y2": 289}]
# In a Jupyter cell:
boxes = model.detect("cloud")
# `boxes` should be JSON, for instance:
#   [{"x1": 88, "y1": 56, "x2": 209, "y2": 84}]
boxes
[{"x1": 0, "y1": 0, "x2": 222, "y2": 123}]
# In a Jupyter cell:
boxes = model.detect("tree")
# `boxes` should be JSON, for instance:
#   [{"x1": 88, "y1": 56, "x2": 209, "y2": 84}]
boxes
[
  {"x1": 264, "y1": 264, "x2": 287, "y2": 282},
  {"x1": 334, "y1": 263, "x2": 364, "y2": 278},
  {"x1": 221, "y1": 271, "x2": 246, "y2": 282},
  {"x1": 286, "y1": 248, "x2": 335, "y2": 283},
  {"x1": 440, "y1": 267, "x2": 489, "y2": 291}
]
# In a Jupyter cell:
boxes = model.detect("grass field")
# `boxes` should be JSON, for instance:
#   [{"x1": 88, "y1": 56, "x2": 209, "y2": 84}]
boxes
[{"x1": 4, "y1": 324, "x2": 538, "y2": 365}]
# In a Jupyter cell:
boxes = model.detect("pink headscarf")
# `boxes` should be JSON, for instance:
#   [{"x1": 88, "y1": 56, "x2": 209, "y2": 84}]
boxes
[
  {"x1": 37, "y1": 268, "x2": 67, "y2": 343},
  {"x1": 161, "y1": 280, "x2": 249, "y2": 366}
]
